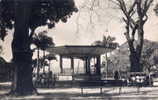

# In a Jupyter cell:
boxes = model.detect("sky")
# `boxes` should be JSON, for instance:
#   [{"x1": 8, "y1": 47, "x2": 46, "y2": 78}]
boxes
[
  {"x1": 1, "y1": 0, "x2": 158, "y2": 62},
  {"x1": 48, "y1": 0, "x2": 158, "y2": 45}
]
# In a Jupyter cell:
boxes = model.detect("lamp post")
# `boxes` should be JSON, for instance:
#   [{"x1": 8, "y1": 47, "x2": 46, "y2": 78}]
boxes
[{"x1": 105, "y1": 53, "x2": 108, "y2": 79}]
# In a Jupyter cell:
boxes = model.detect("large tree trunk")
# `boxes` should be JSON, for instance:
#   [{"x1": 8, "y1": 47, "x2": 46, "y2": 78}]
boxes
[
  {"x1": 129, "y1": 26, "x2": 144, "y2": 72},
  {"x1": 10, "y1": 1, "x2": 36, "y2": 95},
  {"x1": 43, "y1": 50, "x2": 46, "y2": 73},
  {"x1": 130, "y1": 52, "x2": 142, "y2": 72}
]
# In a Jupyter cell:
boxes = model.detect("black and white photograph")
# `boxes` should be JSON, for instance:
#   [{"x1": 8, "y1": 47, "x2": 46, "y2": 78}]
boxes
[{"x1": 0, "y1": 0, "x2": 158, "y2": 99}]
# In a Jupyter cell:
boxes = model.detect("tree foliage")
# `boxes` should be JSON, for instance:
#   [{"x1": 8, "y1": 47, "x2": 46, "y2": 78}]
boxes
[
  {"x1": 0, "y1": 0, "x2": 77, "y2": 95},
  {"x1": 92, "y1": 35, "x2": 119, "y2": 49},
  {"x1": 32, "y1": 30, "x2": 54, "y2": 51},
  {"x1": 0, "y1": 0, "x2": 78, "y2": 40},
  {"x1": 154, "y1": 3, "x2": 158, "y2": 15},
  {"x1": 75, "y1": 0, "x2": 116, "y2": 34},
  {"x1": 141, "y1": 42, "x2": 158, "y2": 72}
]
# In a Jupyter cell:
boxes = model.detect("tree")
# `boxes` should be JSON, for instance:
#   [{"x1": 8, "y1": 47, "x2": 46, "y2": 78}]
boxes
[
  {"x1": 92, "y1": 35, "x2": 118, "y2": 47},
  {"x1": 0, "y1": 0, "x2": 77, "y2": 95},
  {"x1": 92, "y1": 35, "x2": 118, "y2": 76},
  {"x1": 154, "y1": 3, "x2": 158, "y2": 15},
  {"x1": 141, "y1": 44, "x2": 158, "y2": 73},
  {"x1": 32, "y1": 30, "x2": 54, "y2": 79},
  {"x1": 114, "y1": 0, "x2": 153, "y2": 72},
  {"x1": 75, "y1": 0, "x2": 116, "y2": 34}
]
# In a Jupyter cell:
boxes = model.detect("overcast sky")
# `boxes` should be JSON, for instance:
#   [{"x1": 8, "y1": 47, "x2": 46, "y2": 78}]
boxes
[
  {"x1": 1, "y1": 0, "x2": 158, "y2": 62},
  {"x1": 48, "y1": 0, "x2": 158, "y2": 45}
]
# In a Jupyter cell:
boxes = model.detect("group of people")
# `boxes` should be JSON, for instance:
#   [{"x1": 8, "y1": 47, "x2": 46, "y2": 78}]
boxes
[
  {"x1": 113, "y1": 70, "x2": 153, "y2": 87},
  {"x1": 33, "y1": 71, "x2": 56, "y2": 88}
]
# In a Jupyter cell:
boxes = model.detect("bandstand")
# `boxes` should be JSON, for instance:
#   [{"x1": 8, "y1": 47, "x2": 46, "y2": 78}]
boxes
[{"x1": 47, "y1": 45, "x2": 117, "y2": 81}]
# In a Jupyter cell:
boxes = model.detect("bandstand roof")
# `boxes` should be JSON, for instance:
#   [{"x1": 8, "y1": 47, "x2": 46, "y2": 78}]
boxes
[{"x1": 47, "y1": 45, "x2": 116, "y2": 58}]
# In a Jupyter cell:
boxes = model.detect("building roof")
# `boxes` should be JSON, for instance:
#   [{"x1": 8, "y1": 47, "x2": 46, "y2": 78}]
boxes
[{"x1": 47, "y1": 45, "x2": 116, "y2": 58}]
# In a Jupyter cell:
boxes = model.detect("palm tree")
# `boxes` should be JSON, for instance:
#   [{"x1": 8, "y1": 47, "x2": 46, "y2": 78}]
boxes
[
  {"x1": 92, "y1": 35, "x2": 119, "y2": 77},
  {"x1": 92, "y1": 35, "x2": 118, "y2": 47},
  {"x1": 32, "y1": 31, "x2": 55, "y2": 78}
]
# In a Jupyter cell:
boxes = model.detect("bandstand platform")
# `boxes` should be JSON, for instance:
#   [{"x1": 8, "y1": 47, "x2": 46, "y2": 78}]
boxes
[{"x1": 47, "y1": 45, "x2": 117, "y2": 86}]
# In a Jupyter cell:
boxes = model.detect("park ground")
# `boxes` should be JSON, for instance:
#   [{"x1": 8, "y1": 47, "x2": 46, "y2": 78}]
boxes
[{"x1": 1, "y1": 82, "x2": 158, "y2": 100}]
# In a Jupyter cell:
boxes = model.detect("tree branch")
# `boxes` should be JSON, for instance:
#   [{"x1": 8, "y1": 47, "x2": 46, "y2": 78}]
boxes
[
  {"x1": 143, "y1": 13, "x2": 148, "y2": 24},
  {"x1": 143, "y1": 0, "x2": 153, "y2": 14},
  {"x1": 116, "y1": 0, "x2": 129, "y2": 18},
  {"x1": 128, "y1": 1, "x2": 137, "y2": 15},
  {"x1": 131, "y1": 24, "x2": 138, "y2": 41}
]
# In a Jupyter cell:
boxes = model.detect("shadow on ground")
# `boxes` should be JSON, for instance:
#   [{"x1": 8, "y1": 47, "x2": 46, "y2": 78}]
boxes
[
  {"x1": 1, "y1": 83, "x2": 158, "y2": 100},
  {"x1": 1, "y1": 91, "x2": 158, "y2": 100}
]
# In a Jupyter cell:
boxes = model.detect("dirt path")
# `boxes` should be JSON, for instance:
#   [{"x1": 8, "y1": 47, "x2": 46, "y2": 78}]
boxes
[{"x1": 1, "y1": 82, "x2": 158, "y2": 100}]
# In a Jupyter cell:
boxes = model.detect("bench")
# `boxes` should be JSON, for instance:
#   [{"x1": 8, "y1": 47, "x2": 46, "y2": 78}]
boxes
[
  {"x1": 79, "y1": 81, "x2": 107, "y2": 94},
  {"x1": 78, "y1": 80, "x2": 127, "y2": 94}
]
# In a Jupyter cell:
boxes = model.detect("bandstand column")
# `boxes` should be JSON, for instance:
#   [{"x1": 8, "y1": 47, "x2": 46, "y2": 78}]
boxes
[
  {"x1": 87, "y1": 57, "x2": 91, "y2": 74},
  {"x1": 85, "y1": 57, "x2": 90, "y2": 75},
  {"x1": 96, "y1": 55, "x2": 101, "y2": 75},
  {"x1": 70, "y1": 57, "x2": 74, "y2": 74},
  {"x1": 60, "y1": 55, "x2": 63, "y2": 73}
]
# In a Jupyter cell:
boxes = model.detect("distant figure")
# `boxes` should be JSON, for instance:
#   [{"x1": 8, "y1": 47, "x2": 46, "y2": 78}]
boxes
[
  {"x1": 145, "y1": 75, "x2": 153, "y2": 86},
  {"x1": 114, "y1": 71, "x2": 120, "y2": 80}
]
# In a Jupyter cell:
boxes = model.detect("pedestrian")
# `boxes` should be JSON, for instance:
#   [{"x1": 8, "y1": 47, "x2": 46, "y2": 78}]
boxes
[{"x1": 114, "y1": 71, "x2": 120, "y2": 80}]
